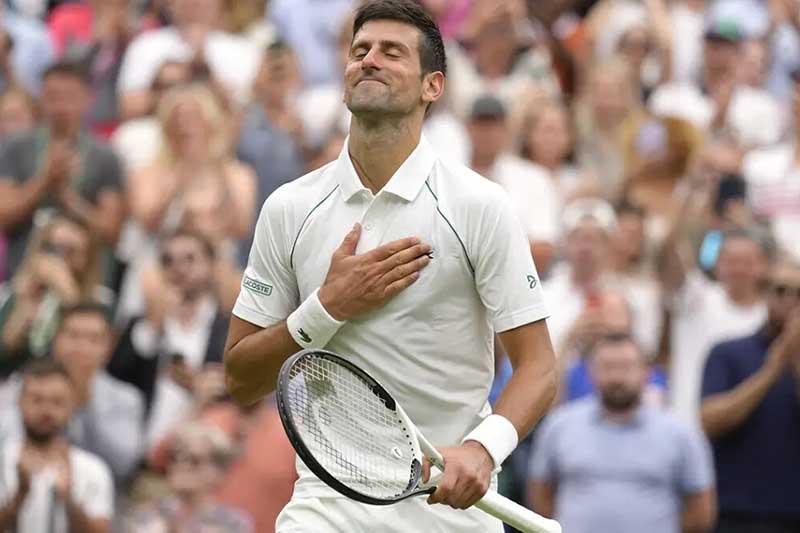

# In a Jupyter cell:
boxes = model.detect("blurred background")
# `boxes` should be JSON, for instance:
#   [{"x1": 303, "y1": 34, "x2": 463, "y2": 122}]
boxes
[{"x1": 0, "y1": 0, "x2": 798, "y2": 532}]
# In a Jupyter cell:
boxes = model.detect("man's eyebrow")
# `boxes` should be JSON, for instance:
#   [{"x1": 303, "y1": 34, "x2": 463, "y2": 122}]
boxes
[{"x1": 351, "y1": 38, "x2": 410, "y2": 53}]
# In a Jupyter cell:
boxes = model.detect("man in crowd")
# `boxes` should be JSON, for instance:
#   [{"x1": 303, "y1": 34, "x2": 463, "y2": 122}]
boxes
[
  {"x1": 0, "y1": 303, "x2": 145, "y2": 485},
  {"x1": 109, "y1": 229, "x2": 229, "y2": 450},
  {"x1": 0, "y1": 358, "x2": 113, "y2": 532},
  {"x1": 700, "y1": 259, "x2": 800, "y2": 533},
  {"x1": 0, "y1": 61, "x2": 125, "y2": 275},
  {"x1": 529, "y1": 333, "x2": 716, "y2": 533}
]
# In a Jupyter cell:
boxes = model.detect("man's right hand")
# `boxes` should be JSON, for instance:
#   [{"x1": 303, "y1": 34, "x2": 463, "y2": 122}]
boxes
[
  {"x1": 766, "y1": 313, "x2": 800, "y2": 376},
  {"x1": 318, "y1": 223, "x2": 432, "y2": 321}
]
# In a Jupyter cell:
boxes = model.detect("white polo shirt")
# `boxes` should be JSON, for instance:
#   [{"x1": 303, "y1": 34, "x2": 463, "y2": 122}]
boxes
[{"x1": 234, "y1": 134, "x2": 549, "y2": 497}]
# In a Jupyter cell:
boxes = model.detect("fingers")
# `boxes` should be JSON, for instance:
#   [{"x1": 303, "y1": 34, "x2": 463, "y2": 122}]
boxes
[
  {"x1": 427, "y1": 471, "x2": 489, "y2": 509},
  {"x1": 364, "y1": 236, "x2": 421, "y2": 262},
  {"x1": 376, "y1": 242, "x2": 431, "y2": 274},
  {"x1": 336, "y1": 223, "x2": 362, "y2": 256},
  {"x1": 421, "y1": 457, "x2": 431, "y2": 483},
  {"x1": 380, "y1": 252, "x2": 431, "y2": 285},
  {"x1": 382, "y1": 270, "x2": 421, "y2": 299}
]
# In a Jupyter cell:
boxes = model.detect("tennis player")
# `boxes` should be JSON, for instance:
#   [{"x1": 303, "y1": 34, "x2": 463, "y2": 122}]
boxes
[{"x1": 224, "y1": 1, "x2": 557, "y2": 531}]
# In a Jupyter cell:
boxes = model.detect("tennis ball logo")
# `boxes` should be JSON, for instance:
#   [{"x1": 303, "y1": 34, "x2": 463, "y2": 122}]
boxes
[{"x1": 391, "y1": 446, "x2": 404, "y2": 459}]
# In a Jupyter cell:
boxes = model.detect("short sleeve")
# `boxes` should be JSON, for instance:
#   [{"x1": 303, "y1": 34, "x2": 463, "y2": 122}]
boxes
[
  {"x1": 97, "y1": 148, "x2": 124, "y2": 193},
  {"x1": 76, "y1": 455, "x2": 114, "y2": 518},
  {"x1": 528, "y1": 413, "x2": 559, "y2": 482},
  {"x1": 232, "y1": 194, "x2": 299, "y2": 327},
  {"x1": 701, "y1": 343, "x2": 734, "y2": 398},
  {"x1": 676, "y1": 425, "x2": 715, "y2": 495},
  {"x1": 0, "y1": 138, "x2": 22, "y2": 180},
  {"x1": 471, "y1": 189, "x2": 549, "y2": 332}
]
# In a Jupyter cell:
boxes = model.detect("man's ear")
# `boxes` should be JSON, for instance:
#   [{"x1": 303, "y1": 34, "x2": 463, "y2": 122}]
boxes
[{"x1": 421, "y1": 71, "x2": 445, "y2": 107}]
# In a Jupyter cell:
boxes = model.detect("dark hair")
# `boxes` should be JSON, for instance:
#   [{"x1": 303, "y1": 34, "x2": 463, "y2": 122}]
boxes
[
  {"x1": 615, "y1": 198, "x2": 646, "y2": 219},
  {"x1": 592, "y1": 332, "x2": 641, "y2": 357},
  {"x1": 353, "y1": 0, "x2": 446, "y2": 77},
  {"x1": 163, "y1": 228, "x2": 216, "y2": 260},
  {"x1": 42, "y1": 61, "x2": 90, "y2": 85},
  {"x1": 59, "y1": 302, "x2": 112, "y2": 330},
  {"x1": 720, "y1": 227, "x2": 772, "y2": 258},
  {"x1": 22, "y1": 358, "x2": 73, "y2": 387}
]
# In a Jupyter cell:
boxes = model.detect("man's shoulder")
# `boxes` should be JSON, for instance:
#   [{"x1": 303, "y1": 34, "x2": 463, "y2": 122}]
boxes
[
  {"x1": 709, "y1": 333, "x2": 763, "y2": 360},
  {"x1": 261, "y1": 161, "x2": 339, "y2": 216},
  {"x1": 546, "y1": 398, "x2": 597, "y2": 429},
  {"x1": 95, "y1": 372, "x2": 144, "y2": 410},
  {"x1": 69, "y1": 445, "x2": 113, "y2": 480},
  {"x1": 0, "y1": 130, "x2": 37, "y2": 154},
  {"x1": 429, "y1": 158, "x2": 509, "y2": 211}
]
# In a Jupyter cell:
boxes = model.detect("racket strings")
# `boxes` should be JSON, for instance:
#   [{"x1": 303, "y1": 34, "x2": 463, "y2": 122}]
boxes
[{"x1": 286, "y1": 356, "x2": 418, "y2": 499}]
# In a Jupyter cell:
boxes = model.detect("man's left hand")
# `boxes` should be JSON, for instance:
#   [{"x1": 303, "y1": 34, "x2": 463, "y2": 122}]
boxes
[{"x1": 422, "y1": 441, "x2": 494, "y2": 509}]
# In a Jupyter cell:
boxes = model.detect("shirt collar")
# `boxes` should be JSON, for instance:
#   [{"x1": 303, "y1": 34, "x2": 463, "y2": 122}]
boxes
[
  {"x1": 334, "y1": 134, "x2": 437, "y2": 203},
  {"x1": 589, "y1": 397, "x2": 647, "y2": 427}
]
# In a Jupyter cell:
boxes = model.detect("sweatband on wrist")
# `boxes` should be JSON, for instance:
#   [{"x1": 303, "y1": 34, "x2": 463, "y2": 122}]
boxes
[
  {"x1": 461, "y1": 414, "x2": 519, "y2": 470},
  {"x1": 286, "y1": 289, "x2": 345, "y2": 349}
]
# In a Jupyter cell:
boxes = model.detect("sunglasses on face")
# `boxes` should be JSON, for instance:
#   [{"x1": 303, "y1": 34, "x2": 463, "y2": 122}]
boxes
[
  {"x1": 170, "y1": 450, "x2": 214, "y2": 467},
  {"x1": 160, "y1": 251, "x2": 198, "y2": 269},
  {"x1": 769, "y1": 283, "x2": 800, "y2": 299}
]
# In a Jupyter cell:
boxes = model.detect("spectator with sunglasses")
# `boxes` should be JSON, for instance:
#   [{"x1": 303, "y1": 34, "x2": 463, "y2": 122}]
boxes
[
  {"x1": 700, "y1": 258, "x2": 800, "y2": 533},
  {"x1": 0, "y1": 213, "x2": 108, "y2": 376},
  {"x1": 122, "y1": 421, "x2": 252, "y2": 533},
  {"x1": 109, "y1": 229, "x2": 230, "y2": 451}
]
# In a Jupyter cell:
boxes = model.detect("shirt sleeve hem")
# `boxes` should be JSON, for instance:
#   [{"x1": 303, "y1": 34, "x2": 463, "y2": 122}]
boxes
[
  {"x1": 493, "y1": 304, "x2": 551, "y2": 333},
  {"x1": 232, "y1": 302, "x2": 285, "y2": 328}
]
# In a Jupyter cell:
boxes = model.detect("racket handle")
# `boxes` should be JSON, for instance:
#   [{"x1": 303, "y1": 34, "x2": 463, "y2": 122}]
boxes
[{"x1": 475, "y1": 490, "x2": 561, "y2": 533}]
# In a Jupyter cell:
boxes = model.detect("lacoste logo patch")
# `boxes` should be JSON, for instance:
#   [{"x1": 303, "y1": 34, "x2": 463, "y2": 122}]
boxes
[{"x1": 243, "y1": 275, "x2": 273, "y2": 296}]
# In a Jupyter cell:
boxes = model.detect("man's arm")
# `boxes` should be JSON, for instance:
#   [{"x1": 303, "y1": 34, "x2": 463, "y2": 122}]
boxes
[
  {"x1": 682, "y1": 489, "x2": 717, "y2": 533},
  {"x1": 529, "y1": 480, "x2": 557, "y2": 519},
  {"x1": 701, "y1": 328, "x2": 796, "y2": 438},
  {"x1": 0, "y1": 492, "x2": 26, "y2": 530},
  {"x1": 495, "y1": 320, "x2": 558, "y2": 439},
  {"x1": 0, "y1": 176, "x2": 51, "y2": 231},
  {"x1": 64, "y1": 498, "x2": 109, "y2": 533}
]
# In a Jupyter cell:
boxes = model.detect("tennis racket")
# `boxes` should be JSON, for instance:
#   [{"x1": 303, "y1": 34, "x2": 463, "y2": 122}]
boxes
[{"x1": 276, "y1": 349, "x2": 562, "y2": 533}]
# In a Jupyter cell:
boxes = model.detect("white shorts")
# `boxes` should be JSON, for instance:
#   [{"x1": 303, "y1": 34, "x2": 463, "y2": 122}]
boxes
[{"x1": 275, "y1": 495, "x2": 505, "y2": 533}]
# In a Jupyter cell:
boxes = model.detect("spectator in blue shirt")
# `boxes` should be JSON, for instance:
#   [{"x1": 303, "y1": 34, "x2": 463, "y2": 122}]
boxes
[
  {"x1": 530, "y1": 333, "x2": 716, "y2": 533},
  {"x1": 701, "y1": 258, "x2": 800, "y2": 533}
]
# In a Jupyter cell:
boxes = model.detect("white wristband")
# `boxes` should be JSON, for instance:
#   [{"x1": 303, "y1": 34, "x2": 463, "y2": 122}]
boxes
[
  {"x1": 286, "y1": 289, "x2": 345, "y2": 349},
  {"x1": 461, "y1": 414, "x2": 519, "y2": 470}
]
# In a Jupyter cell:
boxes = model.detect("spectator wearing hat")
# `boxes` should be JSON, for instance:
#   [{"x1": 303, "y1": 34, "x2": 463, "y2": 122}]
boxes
[
  {"x1": 529, "y1": 333, "x2": 716, "y2": 533},
  {"x1": 700, "y1": 258, "x2": 800, "y2": 533},
  {"x1": 546, "y1": 198, "x2": 662, "y2": 363},
  {"x1": 466, "y1": 93, "x2": 562, "y2": 274}
]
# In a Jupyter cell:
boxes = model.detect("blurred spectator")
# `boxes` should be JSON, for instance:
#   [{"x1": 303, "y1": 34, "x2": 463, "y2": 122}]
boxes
[
  {"x1": 466, "y1": 94, "x2": 560, "y2": 273},
  {"x1": 669, "y1": 0, "x2": 705, "y2": 85},
  {"x1": 47, "y1": 0, "x2": 135, "y2": 138},
  {"x1": 148, "y1": 397, "x2": 296, "y2": 533},
  {"x1": 117, "y1": 0, "x2": 259, "y2": 119},
  {"x1": 447, "y1": 0, "x2": 561, "y2": 117},
  {"x1": 611, "y1": 199, "x2": 653, "y2": 276},
  {"x1": 0, "y1": 2, "x2": 54, "y2": 96},
  {"x1": 109, "y1": 229, "x2": 231, "y2": 449},
  {"x1": 560, "y1": 291, "x2": 667, "y2": 406},
  {"x1": 117, "y1": 83, "x2": 254, "y2": 323},
  {"x1": 546, "y1": 198, "x2": 662, "y2": 361},
  {"x1": 237, "y1": 41, "x2": 304, "y2": 215},
  {"x1": 0, "y1": 61, "x2": 125, "y2": 276},
  {"x1": 700, "y1": 259, "x2": 800, "y2": 533},
  {"x1": 0, "y1": 358, "x2": 113, "y2": 533},
  {"x1": 0, "y1": 214, "x2": 106, "y2": 373},
  {"x1": 0, "y1": 85, "x2": 38, "y2": 143},
  {"x1": 740, "y1": 72, "x2": 800, "y2": 262},
  {"x1": 420, "y1": 0, "x2": 472, "y2": 41},
  {"x1": 111, "y1": 59, "x2": 192, "y2": 173},
  {"x1": 123, "y1": 421, "x2": 252, "y2": 532},
  {"x1": 220, "y1": 0, "x2": 276, "y2": 50},
  {"x1": 529, "y1": 333, "x2": 716, "y2": 533},
  {"x1": 661, "y1": 217, "x2": 769, "y2": 422},
  {"x1": 574, "y1": 58, "x2": 640, "y2": 198},
  {"x1": 268, "y1": 0, "x2": 355, "y2": 87},
  {"x1": 0, "y1": 303, "x2": 144, "y2": 485}
]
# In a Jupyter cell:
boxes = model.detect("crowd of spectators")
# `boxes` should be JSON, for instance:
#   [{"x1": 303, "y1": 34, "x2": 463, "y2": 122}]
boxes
[{"x1": 0, "y1": 0, "x2": 797, "y2": 532}]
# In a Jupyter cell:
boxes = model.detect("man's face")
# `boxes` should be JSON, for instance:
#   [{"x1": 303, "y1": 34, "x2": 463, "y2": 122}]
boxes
[
  {"x1": 704, "y1": 38, "x2": 738, "y2": 80},
  {"x1": 566, "y1": 221, "x2": 608, "y2": 271},
  {"x1": 168, "y1": 436, "x2": 222, "y2": 496},
  {"x1": 52, "y1": 313, "x2": 112, "y2": 381},
  {"x1": 766, "y1": 264, "x2": 800, "y2": 327},
  {"x1": 467, "y1": 117, "x2": 508, "y2": 163},
  {"x1": 160, "y1": 236, "x2": 213, "y2": 296},
  {"x1": 715, "y1": 236, "x2": 767, "y2": 294},
  {"x1": 591, "y1": 341, "x2": 647, "y2": 412},
  {"x1": 344, "y1": 20, "x2": 432, "y2": 118},
  {"x1": 41, "y1": 75, "x2": 88, "y2": 135},
  {"x1": 254, "y1": 50, "x2": 300, "y2": 106},
  {"x1": 44, "y1": 220, "x2": 91, "y2": 278},
  {"x1": 20, "y1": 375, "x2": 74, "y2": 444}
]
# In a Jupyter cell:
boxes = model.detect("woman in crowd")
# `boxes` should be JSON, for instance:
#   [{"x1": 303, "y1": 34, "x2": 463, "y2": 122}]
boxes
[{"x1": 0, "y1": 213, "x2": 106, "y2": 374}]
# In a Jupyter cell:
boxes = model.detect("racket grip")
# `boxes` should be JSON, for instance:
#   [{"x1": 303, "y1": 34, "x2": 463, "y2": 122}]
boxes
[{"x1": 475, "y1": 490, "x2": 561, "y2": 533}]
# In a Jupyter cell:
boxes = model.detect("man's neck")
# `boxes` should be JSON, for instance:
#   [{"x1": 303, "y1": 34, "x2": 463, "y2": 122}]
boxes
[
  {"x1": 24, "y1": 436, "x2": 65, "y2": 456},
  {"x1": 470, "y1": 153, "x2": 499, "y2": 177},
  {"x1": 47, "y1": 124, "x2": 80, "y2": 143},
  {"x1": 348, "y1": 115, "x2": 422, "y2": 193},
  {"x1": 602, "y1": 403, "x2": 641, "y2": 425},
  {"x1": 571, "y1": 266, "x2": 603, "y2": 288}
]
